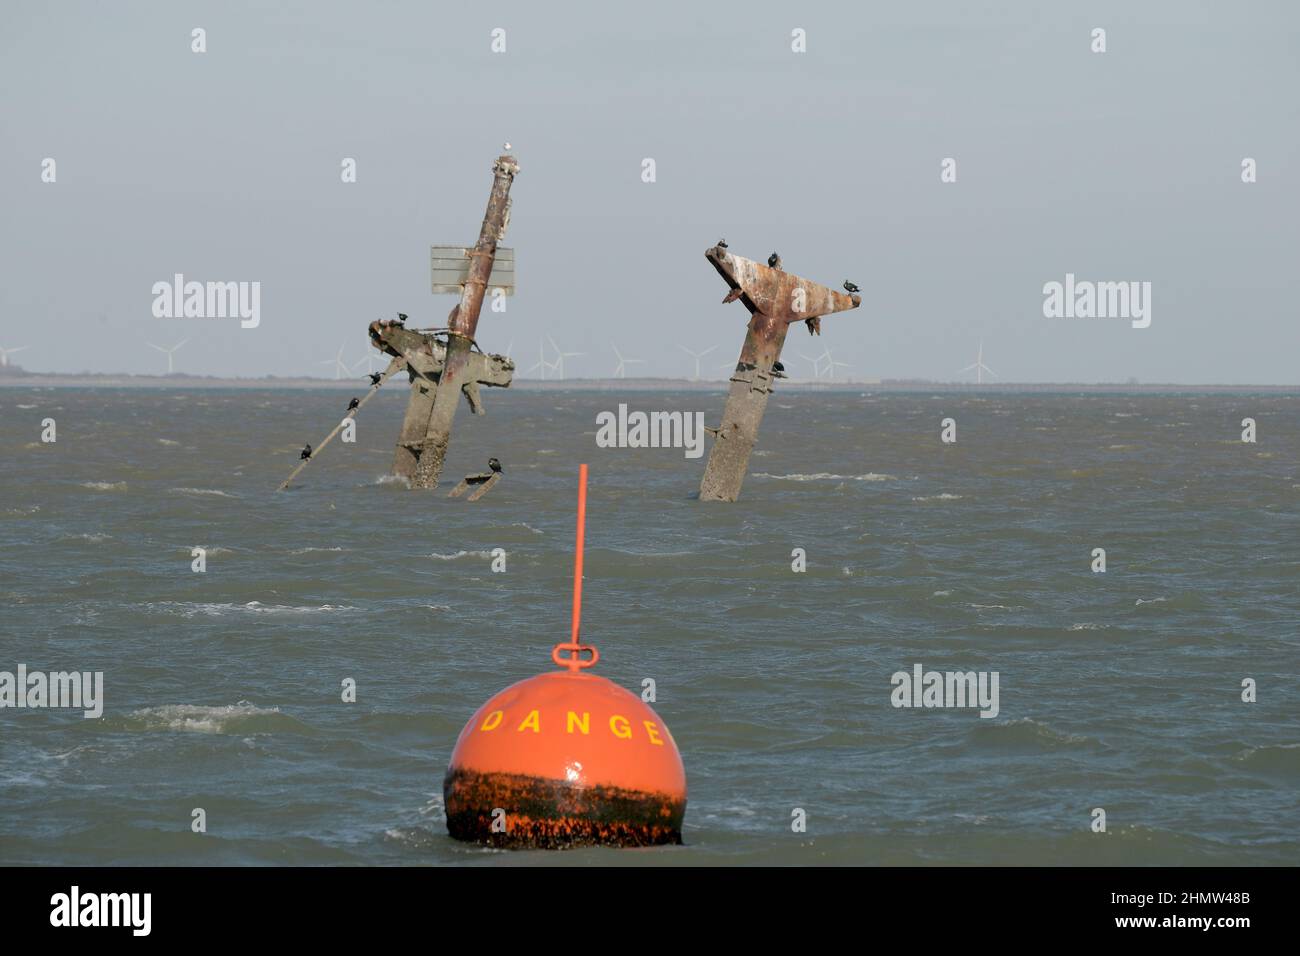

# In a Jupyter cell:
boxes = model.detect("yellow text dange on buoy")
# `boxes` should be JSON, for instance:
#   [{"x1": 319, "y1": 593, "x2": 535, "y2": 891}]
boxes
[{"x1": 443, "y1": 465, "x2": 687, "y2": 848}]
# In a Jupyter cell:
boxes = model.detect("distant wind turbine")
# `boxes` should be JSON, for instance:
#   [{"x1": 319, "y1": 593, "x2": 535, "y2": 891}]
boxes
[
  {"x1": 797, "y1": 351, "x2": 824, "y2": 380},
  {"x1": 351, "y1": 351, "x2": 382, "y2": 375},
  {"x1": 611, "y1": 344, "x2": 645, "y2": 379},
  {"x1": 147, "y1": 339, "x2": 189, "y2": 374},
  {"x1": 959, "y1": 341, "x2": 998, "y2": 385},
  {"x1": 319, "y1": 345, "x2": 349, "y2": 380},
  {"x1": 546, "y1": 335, "x2": 584, "y2": 380},
  {"x1": 677, "y1": 344, "x2": 717, "y2": 381},
  {"x1": 0, "y1": 345, "x2": 29, "y2": 368},
  {"x1": 526, "y1": 338, "x2": 554, "y2": 380},
  {"x1": 820, "y1": 347, "x2": 851, "y2": 381}
]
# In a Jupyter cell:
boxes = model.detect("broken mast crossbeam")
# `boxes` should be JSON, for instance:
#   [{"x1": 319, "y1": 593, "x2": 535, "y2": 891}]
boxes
[{"x1": 698, "y1": 245, "x2": 861, "y2": 502}]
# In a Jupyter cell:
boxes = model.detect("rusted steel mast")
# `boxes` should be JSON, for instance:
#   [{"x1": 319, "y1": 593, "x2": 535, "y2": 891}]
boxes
[
  {"x1": 699, "y1": 244, "x2": 860, "y2": 501},
  {"x1": 373, "y1": 152, "x2": 519, "y2": 488}
]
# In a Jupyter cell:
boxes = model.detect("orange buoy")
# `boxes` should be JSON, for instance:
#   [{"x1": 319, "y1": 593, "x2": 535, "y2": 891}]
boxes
[{"x1": 443, "y1": 465, "x2": 687, "y2": 848}]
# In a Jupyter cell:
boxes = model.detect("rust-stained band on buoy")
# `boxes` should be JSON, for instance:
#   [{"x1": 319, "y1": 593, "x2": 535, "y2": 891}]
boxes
[{"x1": 443, "y1": 464, "x2": 687, "y2": 848}]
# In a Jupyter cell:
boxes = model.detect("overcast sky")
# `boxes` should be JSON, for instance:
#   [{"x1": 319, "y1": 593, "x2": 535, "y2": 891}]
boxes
[{"x1": 2, "y1": 0, "x2": 1297, "y2": 383}]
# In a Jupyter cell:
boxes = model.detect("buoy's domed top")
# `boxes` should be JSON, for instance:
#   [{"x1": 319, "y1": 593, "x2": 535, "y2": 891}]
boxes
[{"x1": 448, "y1": 670, "x2": 685, "y2": 798}]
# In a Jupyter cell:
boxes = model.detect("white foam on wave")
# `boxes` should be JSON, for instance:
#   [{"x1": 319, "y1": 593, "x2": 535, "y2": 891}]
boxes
[
  {"x1": 373, "y1": 474, "x2": 410, "y2": 488},
  {"x1": 170, "y1": 487, "x2": 235, "y2": 498},
  {"x1": 429, "y1": 550, "x2": 493, "y2": 561},
  {"x1": 157, "y1": 438, "x2": 181, "y2": 446},
  {"x1": 48, "y1": 745, "x2": 95, "y2": 761},
  {"x1": 289, "y1": 546, "x2": 347, "y2": 554},
  {"x1": 16, "y1": 404, "x2": 37, "y2": 410},
  {"x1": 603, "y1": 545, "x2": 696, "y2": 558},
  {"x1": 129, "y1": 701, "x2": 280, "y2": 734},
  {"x1": 912, "y1": 493, "x2": 963, "y2": 501},
  {"x1": 151, "y1": 600, "x2": 356, "y2": 617},
  {"x1": 81, "y1": 481, "x2": 127, "y2": 491},
  {"x1": 976, "y1": 717, "x2": 1089, "y2": 746},
  {"x1": 753, "y1": 472, "x2": 897, "y2": 482},
  {"x1": 1135, "y1": 596, "x2": 1168, "y2": 606}
]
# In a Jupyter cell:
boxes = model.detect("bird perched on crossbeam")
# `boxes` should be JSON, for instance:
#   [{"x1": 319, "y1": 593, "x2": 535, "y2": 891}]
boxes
[
  {"x1": 347, "y1": 397, "x2": 359, "y2": 411},
  {"x1": 768, "y1": 252, "x2": 782, "y2": 270},
  {"x1": 844, "y1": 280, "x2": 861, "y2": 294},
  {"x1": 396, "y1": 313, "x2": 408, "y2": 325},
  {"x1": 717, "y1": 238, "x2": 728, "y2": 249},
  {"x1": 368, "y1": 373, "x2": 382, "y2": 386},
  {"x1": 299, "y1": 444, "x2": 312, "y2": 460},
  {"x1": 488, "y1": 457, "x2": 503, "y2": 474}
]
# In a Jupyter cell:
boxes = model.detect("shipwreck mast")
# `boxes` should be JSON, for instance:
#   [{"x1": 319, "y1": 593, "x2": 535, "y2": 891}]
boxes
[
  {"x1": 366, "y1": 152, "x2": 519, "y2": 489},
  {"x1": 698, "y1": 244, "x2": 861, "y2": 502}
]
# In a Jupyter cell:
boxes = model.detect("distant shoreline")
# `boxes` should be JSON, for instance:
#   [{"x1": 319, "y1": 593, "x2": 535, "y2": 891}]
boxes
[{"x1": 0, "y1": 372, "x2": 1297, "y2": 394}]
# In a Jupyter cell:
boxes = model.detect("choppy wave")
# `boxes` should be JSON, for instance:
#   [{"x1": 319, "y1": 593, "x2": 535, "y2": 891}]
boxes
[
  {"x1": 968, "y1": 718, "x2": 1092, "y2": 751},
  {"x1": 124, "y1": 701, "x2": 296, "y2": 734},
  {"x1": 912, "y1": 493, "x2": 963, "y2": 501},
  {"x1": 1233, "y1": 743, "x2": 1300, "y2": 774},
  {"x1": 753, "y1": 472, "x2": 897, "y2": 482},
  {"x1": 288, "y1": 546, "x2": 347, "y2": 554},
  {"x1": 383, "y1": 826, "x2": 442, "y2": 849},
  {"x1": 149, "y1": 600, "x2": 357, "y2": 617},
  {"x1": 170, "y1": 487, "x2": 236, "y2": 498},
  {"x1": 81, "y1": 481, "x2": 127, "y2": 491},
  {"x1": 428, "y1": 550, "x2": 494, "y2": 561}
]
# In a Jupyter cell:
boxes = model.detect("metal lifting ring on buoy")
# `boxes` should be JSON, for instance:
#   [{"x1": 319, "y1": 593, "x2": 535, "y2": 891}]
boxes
[{"x1": 551, "y1": 640, "x2": 599, "y2": 672}]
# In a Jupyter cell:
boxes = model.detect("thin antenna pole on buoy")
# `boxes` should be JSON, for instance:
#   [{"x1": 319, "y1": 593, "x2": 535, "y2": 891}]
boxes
[
  {"x1": 572, "y1": 463, "x2": 588, "y2": 642},
  {"x1": 553, "y1": 464, "x2": 597, "y2": 671}
]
